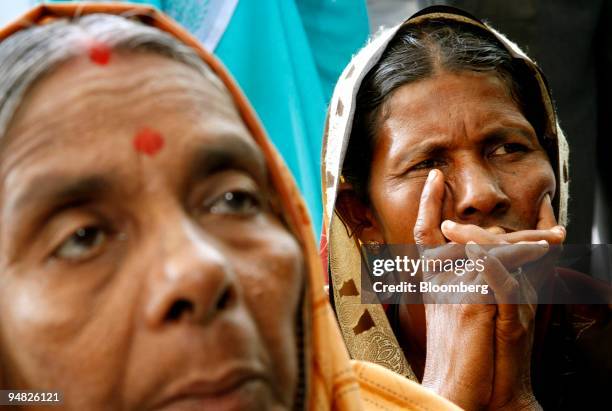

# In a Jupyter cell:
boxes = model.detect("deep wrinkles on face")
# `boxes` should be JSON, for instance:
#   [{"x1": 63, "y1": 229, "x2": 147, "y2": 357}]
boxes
[
  {"x1": 1, "y1": 52, "x2": 239, "y2": 175},
  {"x1": 365, "y1": 71, "x2": 555, "y2": 242},
  {"x1": 0, "y1": 52, "x2": 303, "y2": 410},
  {"x1": 0, "y1": 53, "x2": 267, "y2": 264}
]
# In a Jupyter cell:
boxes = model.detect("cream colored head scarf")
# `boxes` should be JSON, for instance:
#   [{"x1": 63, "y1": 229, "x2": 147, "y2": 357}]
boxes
[
  {"x1": 321, "y1": 6, "x2": 570, "y2": 377},
  {"x1": 0, "y1": 4, "x2": 460, "y2": 410}
]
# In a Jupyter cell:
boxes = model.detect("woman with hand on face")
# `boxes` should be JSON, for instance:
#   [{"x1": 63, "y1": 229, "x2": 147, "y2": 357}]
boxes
[
  {"x1": 0, "y1": 4, "x2": 461, "y2": 410},
  {"x1": 322, "y1": 6, "x2": 611, "y2": 411}
]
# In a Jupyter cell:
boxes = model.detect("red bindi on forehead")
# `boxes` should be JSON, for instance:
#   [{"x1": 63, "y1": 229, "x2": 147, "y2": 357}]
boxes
[
  {"x1": 88, "y1": 41, "x2": 111, "y2": 65},
  {"x1": 133, "y1": 127, "x2": 165, "y2": 156}
]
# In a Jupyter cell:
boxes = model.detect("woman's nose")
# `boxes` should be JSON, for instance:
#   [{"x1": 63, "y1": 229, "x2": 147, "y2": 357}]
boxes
[
  {"x1": 144, "y1": 221, "x2": 239, "y2": 328},
  {"x1": 452, "y1": 163, "x2": 510, "y2": 223}
]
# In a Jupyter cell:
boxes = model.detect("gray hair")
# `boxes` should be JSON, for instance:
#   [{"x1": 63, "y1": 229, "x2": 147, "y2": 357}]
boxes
[{"x1": 0, "y1": 13, "x2": 225, "y2": 138}]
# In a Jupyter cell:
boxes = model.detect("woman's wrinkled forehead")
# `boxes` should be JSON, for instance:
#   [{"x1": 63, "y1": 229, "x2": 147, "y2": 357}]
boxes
[
  {"x1": 0, "y1": 51, "x2": 266, "y2": 192},
  {"x1": 0, "y1": 5, "x2": 321, "y2": 255}
]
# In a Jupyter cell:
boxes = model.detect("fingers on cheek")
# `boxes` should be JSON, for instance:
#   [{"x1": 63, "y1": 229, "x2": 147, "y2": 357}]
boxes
[
  {"x1": 439, "y1": 220, "x2": 455, "y2": 239},
  {"x1": 441, "y1": 222, "x2": 474, "y2": 243},
  {"x1": 413, "y1": 218, "x2": 430, "y2": 244},
  {"x1": 413, "y1": 211, "x2": 435, "y2": 245},
  {"x1": 418, "y1": 172, "x2": 433, "y2": 205},
  {"x1": 419, "y1": 170, "x2": 444, "y2": 209},
  {"x1": 486, "y1": 226, "x2": 506, "y2": 235},
  {"x1": 551, "y1": 226, "x2": 566, "y2": 243},
  {"x1": 413, "y1": 172, "x2": 446, "y2": 245},
  {"x1": 502, "y1": 228, "x2": 562, "y2": 245},
  {"x1": 441, "y1": 227, "x2": 476, "y2": 246}
]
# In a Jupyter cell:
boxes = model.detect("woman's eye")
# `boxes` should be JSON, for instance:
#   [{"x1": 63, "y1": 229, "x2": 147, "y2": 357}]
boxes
[
  {"x1": 413, "y1": 159, "x2": 443, "y2": 170},
  {"x1": 491, "y1": 143, "x2": 528, "y2": 156},
  {"x1": 209, "y1": 190, "x2": 261, "y2": 216},
  {"x1": 54, "y1": 226, "x2": 107, "y2": 261}
]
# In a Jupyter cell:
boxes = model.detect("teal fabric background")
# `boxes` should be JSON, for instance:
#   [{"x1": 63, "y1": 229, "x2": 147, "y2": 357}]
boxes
[{"x1": 40, "y1": 0, "x2": 370, "y2": 237}]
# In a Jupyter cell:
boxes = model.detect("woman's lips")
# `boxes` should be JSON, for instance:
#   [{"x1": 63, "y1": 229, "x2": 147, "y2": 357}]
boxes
[{"x1": 151, "y1": 367, "x2": 271, "y2": 411}]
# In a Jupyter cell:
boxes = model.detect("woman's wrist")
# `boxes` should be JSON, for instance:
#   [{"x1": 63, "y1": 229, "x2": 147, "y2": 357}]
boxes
[{"x1": 421, "y1": 359, "x2": 490, "y2": 410}]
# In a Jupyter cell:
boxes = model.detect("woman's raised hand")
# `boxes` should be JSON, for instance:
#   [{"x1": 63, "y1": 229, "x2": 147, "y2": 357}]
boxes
[
  {"x1": 416, "y1": 169, "x2": 550, "y2": 410},
  {"x1": 440, "y1": 193, "x2": 565, "y2": 245}
]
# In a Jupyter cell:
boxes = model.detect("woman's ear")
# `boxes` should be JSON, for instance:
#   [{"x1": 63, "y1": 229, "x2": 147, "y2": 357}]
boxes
[{"x1": 335, "y1": 187, "x2": 384, "y2": 244}]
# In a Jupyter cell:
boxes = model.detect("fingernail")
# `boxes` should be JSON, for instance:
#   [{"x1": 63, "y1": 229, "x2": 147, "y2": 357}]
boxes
[
  {"x1": 552, "y1": 225, "x2": 565, "y2": 235},
  {"x1": 427, "y1": 169, "x2": 437, "y2": 184},
  {"x1": 538, "y1": 240, "x2": 549, "y2": 248},
  {"x1": 442, "y1": 220, "x2": 455, "y2": 230}
]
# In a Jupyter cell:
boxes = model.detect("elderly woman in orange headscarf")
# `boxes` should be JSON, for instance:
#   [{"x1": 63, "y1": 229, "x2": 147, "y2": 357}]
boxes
[{"x1": 0, "y1": 4, "x2": 462, "y2": 410}]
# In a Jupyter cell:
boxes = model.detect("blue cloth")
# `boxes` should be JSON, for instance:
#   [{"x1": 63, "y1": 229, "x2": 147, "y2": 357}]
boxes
[{"x1": 40, "y1": 0, "x2": 370, "y2": 237}]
